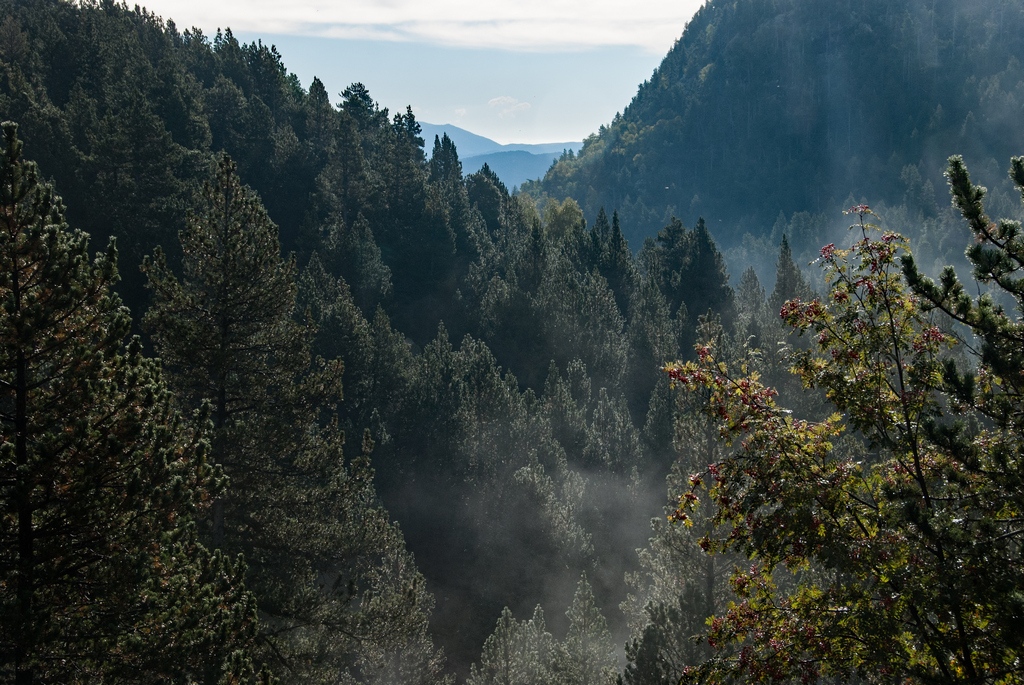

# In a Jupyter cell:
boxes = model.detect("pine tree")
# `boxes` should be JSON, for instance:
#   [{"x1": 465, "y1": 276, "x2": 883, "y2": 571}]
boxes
[
  {"x1": 622, "y1": 593, "x2": 709, "y2": 685},
  {"x1": 768, "y1": 234, "x2": 814, "y2": 315},
  {"x1": 341, "y1": 82, "x2": 387, "y2": 135},
  {"x1": 677, "y1": 218, "x2": 736, "y2": 330},
  {"x1": 467, "y1": 606, "x2": 554, "y2": 685},
  {"x1": 394, "y1": 105, "x2": 426, "y2": 164},
  {"x1": 599, "y1": 210, "x2": 637, "y2": 317},
  {"x1": 304, "y1": 76, "x2": 338, "y2": 163},
  {"x1": 0, "y1": 122, "x2": 257, "y2": 683},
  {"x1": 551, "y1": 575, "x2": 617, "y2": 685},
  {"x1": 645, "y1": 217, "x2": 735, "y2": 356},
  {"x1": 142, "y1": 154, "x2": 310, "y2": 549},
  {"x1": 535, "y1": 258, "x2": 627, "y2": 394},
  {"x1": 466, "y1": 163, "x2": 508, "y2": 239},
  {"x1": 623, "y1": 317, "x2": 738, "y2": 685},
  {"x1": 143, "y1": 154, "x2": 449, "y2": 683},
  {"x1": 429, "y1": 133, "x2": 462, "y2": 186},
  {"x1": 593, "y1": 207, "x2": 611, "y2": 245},
  {"x1": 735, "y1": 266, "x2": 767, "y2": 350},
  {"x1": 469, "y1": 607, "x2": 529, "y2": 685}
]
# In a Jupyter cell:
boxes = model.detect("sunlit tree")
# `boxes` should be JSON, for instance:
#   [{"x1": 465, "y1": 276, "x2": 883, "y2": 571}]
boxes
[{"x1": 667, "y1": 161, "x2": 1024, "y2": 682}]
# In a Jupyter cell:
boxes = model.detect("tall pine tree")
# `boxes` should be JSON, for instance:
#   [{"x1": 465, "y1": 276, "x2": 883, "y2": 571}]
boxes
[
  {"x1": 0, "y1": 123, "x2": 258, "y2": 683},
  {"x1": 143, "y1": 155, "x2": 449, "y2": 683}
]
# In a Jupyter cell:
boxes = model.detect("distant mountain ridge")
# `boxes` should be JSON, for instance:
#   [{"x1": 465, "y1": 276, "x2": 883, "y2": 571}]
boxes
[
  {"x1": 419, "y1": 122, "x2": 580, "y2": 157},
  {"x1": 420, "y1": 123, "x2": 580, "y2": 188}
]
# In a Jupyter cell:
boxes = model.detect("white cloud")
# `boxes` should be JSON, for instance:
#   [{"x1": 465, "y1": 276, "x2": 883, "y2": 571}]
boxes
[
  {"x1": 500, "y1": 103, "x2": 530, "y2": 118},
  {"x1": 488, "y1": 96, "x2": 531, "y2": 119},
  {"x1": 141, "y1": 0, "x2": 706, "y2": 53}
]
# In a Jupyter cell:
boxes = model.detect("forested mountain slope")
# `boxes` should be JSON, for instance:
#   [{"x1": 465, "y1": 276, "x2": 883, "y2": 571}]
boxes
[
  {"x1": 0, "y1": 1, "x2": 738, "y2": 678},
  {"x1": 5, "y1": 1, "x2": 1023, "y2": 683},
  {"x1": 525, "y1": 0, "x2": 1024, "y2": 249}
]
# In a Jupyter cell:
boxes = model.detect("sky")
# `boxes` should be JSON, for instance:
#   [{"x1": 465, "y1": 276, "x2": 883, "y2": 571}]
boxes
[{"x1": 136, "y1": 0, "x2": 707, "y2": 144}]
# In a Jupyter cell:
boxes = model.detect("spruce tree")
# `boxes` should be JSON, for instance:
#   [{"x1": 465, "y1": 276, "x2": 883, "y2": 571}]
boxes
[{"x1": 0, "y1": 123, "x2": 257, "y2": 683}]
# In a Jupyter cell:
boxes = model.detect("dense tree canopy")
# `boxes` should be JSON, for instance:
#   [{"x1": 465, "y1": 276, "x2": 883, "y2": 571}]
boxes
[{"x1": 143, "y1": 156, "x2": 449, "y2": 683}]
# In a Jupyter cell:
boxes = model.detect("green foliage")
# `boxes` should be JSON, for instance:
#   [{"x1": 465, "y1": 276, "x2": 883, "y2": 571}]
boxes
[
  {"x1": 667, "y1": 173, "x2": 1024, "y2": 682},
  {"x1": 623, "y1": 317, "x2": 741, "y2": 685},
  {"x1": 0, "y1": 3, "x2": 828, "y2": 678},
  {"x1": 641, "y1": 216, "x2": 735, "y2": 355},
  {"x1": 142, "y1": 155, "x2": 309, "y2": 438},
  {"x1": 543, "y1": 196, "x2": 586, "y2": 245},
  {"x1": 767, "y1": 234, "x2": 815, "y2": 316},
  {"x1": 430, "y1": 132, "x2": 463, "y2": 186},
  {"x1": 0, "y1": 122, "x2": 257, "y2": 682}
]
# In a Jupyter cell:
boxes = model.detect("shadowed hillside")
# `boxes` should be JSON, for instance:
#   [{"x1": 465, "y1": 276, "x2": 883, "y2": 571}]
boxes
[{"x1": 525, "y1": 0, "x2": 1024, "y2": 249}]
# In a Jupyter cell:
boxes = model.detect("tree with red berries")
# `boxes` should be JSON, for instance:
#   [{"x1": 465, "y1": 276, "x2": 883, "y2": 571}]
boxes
[{"x1": 666, "y1": 158, "x2": 1024, "y2": 683}]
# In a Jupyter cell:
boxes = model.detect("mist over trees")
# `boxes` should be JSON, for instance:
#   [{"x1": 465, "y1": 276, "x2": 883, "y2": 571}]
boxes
[{"x1": 2, "y1": 0, "x2": 1024, "y2": 683}]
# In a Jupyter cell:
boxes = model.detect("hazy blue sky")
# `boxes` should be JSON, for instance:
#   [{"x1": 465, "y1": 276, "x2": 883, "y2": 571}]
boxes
[{"x1": 138, "y1": 1, "x2": 706, "y2": 144}]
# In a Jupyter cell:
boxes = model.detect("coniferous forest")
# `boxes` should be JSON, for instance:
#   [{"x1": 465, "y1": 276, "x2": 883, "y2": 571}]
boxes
[{"x1": 2, "y1": 0, "x2": 1024, "y2": 683}]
